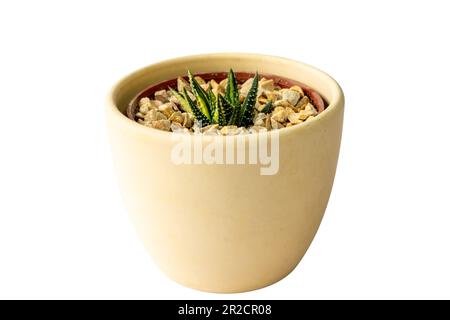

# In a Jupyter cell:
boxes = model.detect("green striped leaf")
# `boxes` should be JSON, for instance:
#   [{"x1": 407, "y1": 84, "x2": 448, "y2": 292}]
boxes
[
  {"x1": 207, "y1": 87, "x2": 216, "y2": 121},
  {"x1": 225, "y1": 69, "x2": 239, "y2": 107},
  {"x1": 169, "y1": 87, "x2": 191, "y2": 113},
  {"x1": 238, "y1": 72, "x2": 259, "y2": 126},
  {"x1": 228, "y1": 104, "x2": 240, "y2": 126},
  {"x1": 183, "y1": 88, "x2": 210, "y2": 127},
  {"x1": 220, "y1": 95, "x2": 233, "y2": 124},
  {"x1": 188, "y1": 70, "x2": 211, "y2": 121},
  {"x1": 216, "y1": 95, "x2": 234, "y2": 126}
]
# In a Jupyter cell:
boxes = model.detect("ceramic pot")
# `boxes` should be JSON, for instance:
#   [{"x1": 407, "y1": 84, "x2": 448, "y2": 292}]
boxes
[{"x1": 106, "y1": 53, "x2": 344, "y2": 293}]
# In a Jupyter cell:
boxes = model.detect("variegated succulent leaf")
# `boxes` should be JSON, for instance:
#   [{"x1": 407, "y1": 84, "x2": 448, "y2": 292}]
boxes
[
  {"x1": 188, "y1": 70, "x2": 211, "y2": 121},
  {"x1": 207, "y1": 86, "x2": 216, "y2": 121},
  {"x1": 169, "y1": 87, "x2": 191, "y2": 113},
  {"x1": 213, "y1": 105, "x2": 219, "y2": 124},
  {"x1": 239, "y1": 72, "x2": 259, "y2": 127},
  {"x1": 183, "y1": 87, "x2": 210, "y2": 127}
]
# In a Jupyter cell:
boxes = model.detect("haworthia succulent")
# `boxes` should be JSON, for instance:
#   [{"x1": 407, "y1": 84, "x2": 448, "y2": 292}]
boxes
[
  {"x1": 169, "y1": 69, "x2": 260, "y2": 128},
  {"x1": 216, "y1": 94, "x2": 234, "y2": 126},
  {"x1": 207, "y1": 87, "x2": 216, "y2": 118},
  {"x1": 225, "y1": 69, "x2": 239, "y2": 107},
  {"x1": 228, "y1": 103, "x2": 240, "y2": 126},
  {"x1": 220, "y1": 95, "x2": 233, "y2": 124},
  {"x1": 213, "y1": 103, "x2": 219, "y2": 123},
  {"x1": 188, "y1": 70, "x2": 211, "y2": 121},
  {"x1": 239, "y1": 72, "x2": 259, "y2": 127},
  {"x1": 183, "y1": 88, "x2": 210, "y2": 126},
  {"x1": 169, "y1": 87, "x2": 191, "y2": 113}
]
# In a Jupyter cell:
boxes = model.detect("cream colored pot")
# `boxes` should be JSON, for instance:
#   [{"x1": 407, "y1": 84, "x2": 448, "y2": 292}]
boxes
[{"x1": 106, "y1": 53, "x2": 344, "y2": 293}]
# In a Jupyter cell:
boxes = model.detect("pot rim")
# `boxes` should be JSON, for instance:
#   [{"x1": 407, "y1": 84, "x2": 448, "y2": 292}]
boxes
[{"x1": 106, "y1": 53, "x2": 344, "y2": 140}]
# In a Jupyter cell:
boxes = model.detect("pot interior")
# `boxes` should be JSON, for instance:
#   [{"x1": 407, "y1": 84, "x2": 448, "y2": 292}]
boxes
[{"x1": 127, "y1": 72, "x2": 328, "y2": 121}]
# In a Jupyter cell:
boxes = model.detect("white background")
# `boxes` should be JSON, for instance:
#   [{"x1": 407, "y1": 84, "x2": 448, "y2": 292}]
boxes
[{"x1": 0, "y1": 0, "x2": 449, "y2": 300}]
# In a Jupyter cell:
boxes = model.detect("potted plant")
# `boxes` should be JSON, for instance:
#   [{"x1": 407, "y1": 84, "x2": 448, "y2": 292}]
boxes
[{"x1": 106, "y1": 53, "x2": 344, "y2": 293}]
